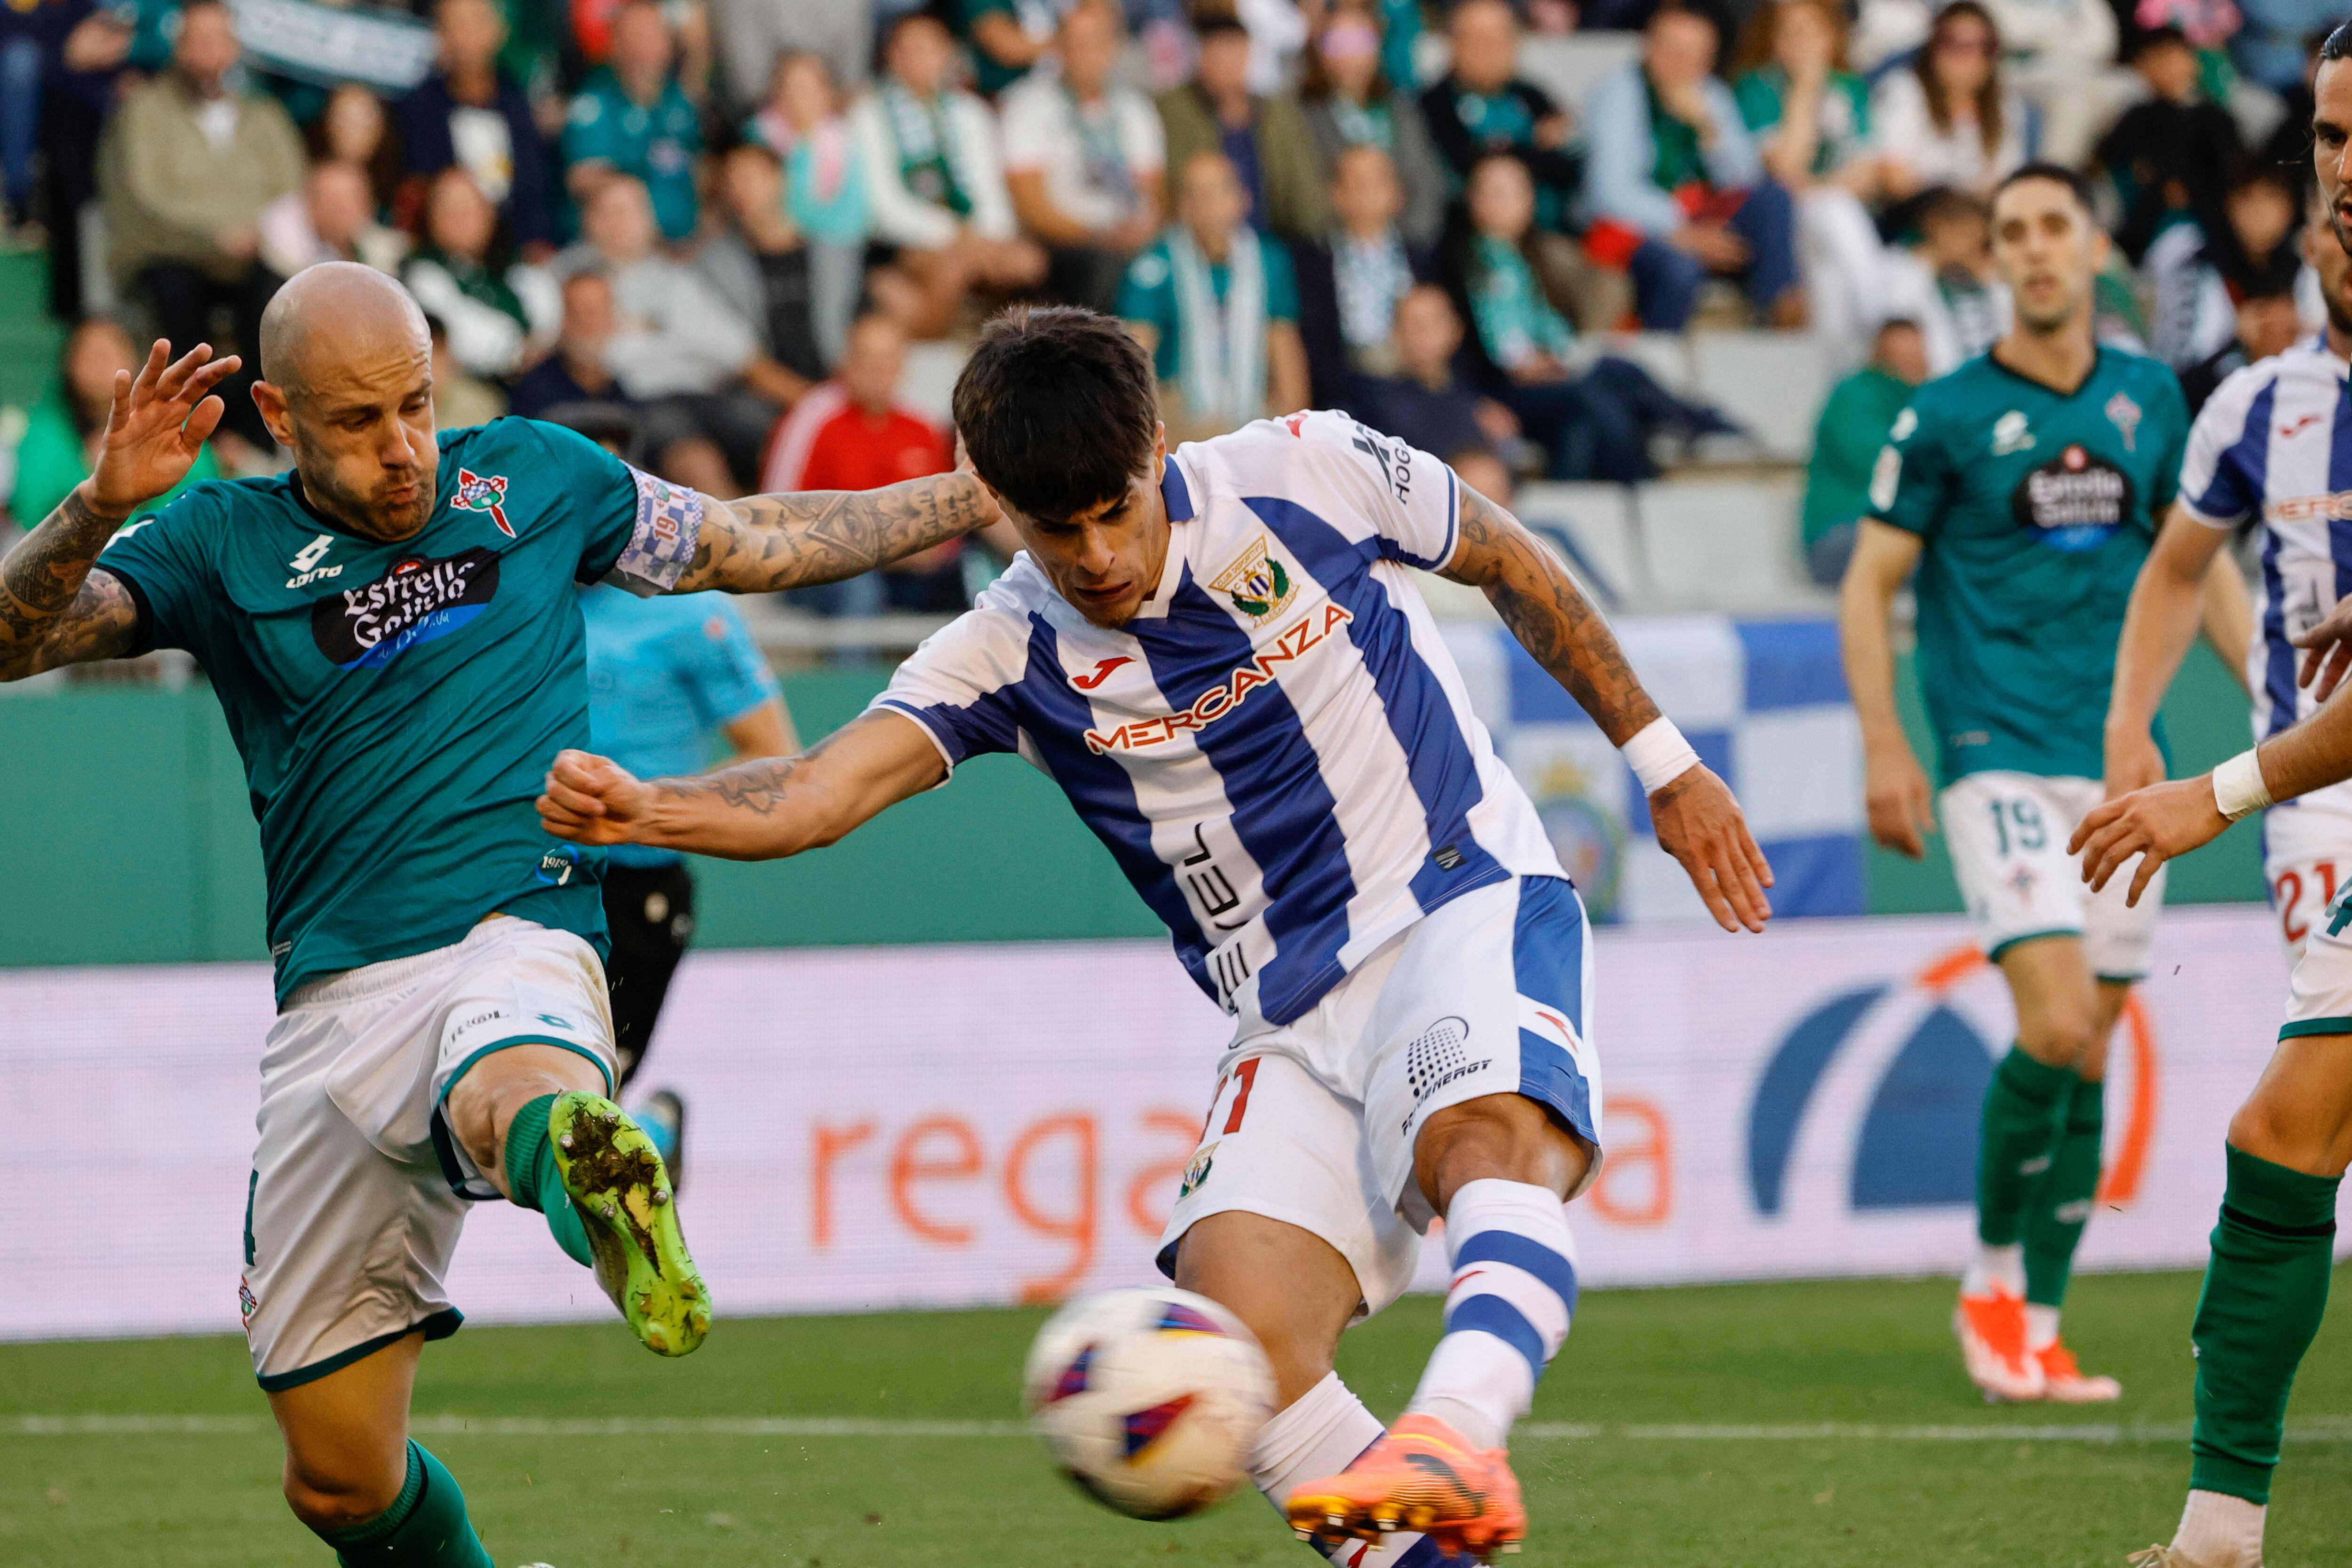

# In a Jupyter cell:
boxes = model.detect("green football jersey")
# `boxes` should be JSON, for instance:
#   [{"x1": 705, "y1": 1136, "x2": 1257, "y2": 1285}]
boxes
[
  {"x1": 95, "y1": 418, "x2": 706, "y2": 1001},
  {"x1": 1867, "y1": 345, "x2": 2189, "y2": 786}
]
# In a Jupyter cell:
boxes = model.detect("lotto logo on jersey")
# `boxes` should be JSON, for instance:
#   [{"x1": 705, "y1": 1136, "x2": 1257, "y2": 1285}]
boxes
[
  {"x1": 2010, "y1": 444, "x2": 2132, "y2": 551},
  {"x1": 311, "y1": 547, "x2": 501, "y2": 671},
  {"x1": 450, "y1": 468, "x2": 514, "y2": 537}
]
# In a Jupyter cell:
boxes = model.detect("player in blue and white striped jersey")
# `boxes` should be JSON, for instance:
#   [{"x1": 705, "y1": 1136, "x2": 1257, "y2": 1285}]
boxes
[{"x1": 536, "y1": 306, "x2": 1775, "y2": 1563}]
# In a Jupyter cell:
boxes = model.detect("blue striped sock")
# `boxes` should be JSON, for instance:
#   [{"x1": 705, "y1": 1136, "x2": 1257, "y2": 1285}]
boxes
[{"x1": 1406, "y1": 1178, "x2": 1579, "y2": 1449}]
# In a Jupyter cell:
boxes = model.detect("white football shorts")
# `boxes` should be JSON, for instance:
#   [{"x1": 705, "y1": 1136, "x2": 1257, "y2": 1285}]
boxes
[
  {"x1": 1939, "y1": 772, "x2": 2164, "y2": 982},
  {"x1": 241, "y1": 915, "x2": 616, "y2": 1391},
  {"x1": 1157, "y1": 874, "x2": 1601, "y2": 1318},
  {"x1": 2263, "y1": 790, "x2": 2352, "y2": 963}
]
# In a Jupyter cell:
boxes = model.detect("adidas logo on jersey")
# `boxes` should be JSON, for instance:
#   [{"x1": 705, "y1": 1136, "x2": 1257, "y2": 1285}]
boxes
[{"x1": 285, "y1": 533, "x2": 342, "y2": 589}]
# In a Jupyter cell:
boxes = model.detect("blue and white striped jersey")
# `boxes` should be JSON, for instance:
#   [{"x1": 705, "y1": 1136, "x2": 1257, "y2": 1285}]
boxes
[
  {"x1": 873, "y1": 410, "x2": 1564, "y2": 1025},
  {"x1": 2178, "y1": 340, "x2": 2352, "y2": 810}
]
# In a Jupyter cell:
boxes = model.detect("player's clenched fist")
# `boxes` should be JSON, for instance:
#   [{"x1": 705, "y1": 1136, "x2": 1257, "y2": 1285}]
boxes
[{"x1": 539, "y1": 749, "x2": 652, "y2": 844}]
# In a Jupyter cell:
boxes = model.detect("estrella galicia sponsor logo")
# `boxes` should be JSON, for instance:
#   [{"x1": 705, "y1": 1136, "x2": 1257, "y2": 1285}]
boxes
[
  {"x1": 311, "y1": 547, "x2": 500, "y2": 670},
  {"x1": 536, "y1": 844, "x2": 581, "y2": 886},
  {"x1": 2011, "y1": 443, "x2": 2131, "y2": 552}
]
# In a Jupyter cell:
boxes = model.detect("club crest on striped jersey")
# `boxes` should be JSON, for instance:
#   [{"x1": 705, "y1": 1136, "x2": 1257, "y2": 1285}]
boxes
[
  {"x1": 1209, "y1": 536, "x2": 1297, "y2": 624},
  {"x1": 451, "y1": 468, "x2": 514, "y2": 537}
]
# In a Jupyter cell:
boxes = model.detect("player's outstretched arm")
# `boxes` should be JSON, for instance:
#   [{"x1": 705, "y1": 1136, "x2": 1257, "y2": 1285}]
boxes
[
  {"x1": 670, "y1": 471, "x2": 1002, "y2": 595},
  {"x1": 2073, "y1": 674, "x2": 2352, "y2": 905},
  {"x1": 0, "y1": 340, "x2": 240, "y2": 682},
  {"x1": 2103, "y1": 504, "x2": 2233, "y2": 798},
  {"x1": 1442, "y1": 481, "x2": 1773, "y2": 933},
  {"x1": 538, "y1": 709, "x2": 947, "y2": 860},
  {"x1": 1836, "y1": 520, "x2": 1936, "y2": 859}
]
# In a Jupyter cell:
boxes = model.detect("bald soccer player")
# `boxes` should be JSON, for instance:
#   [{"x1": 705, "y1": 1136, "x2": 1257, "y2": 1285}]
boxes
[{"x1": 0, "y1": 264, "x2": 998, "y2": 1568}]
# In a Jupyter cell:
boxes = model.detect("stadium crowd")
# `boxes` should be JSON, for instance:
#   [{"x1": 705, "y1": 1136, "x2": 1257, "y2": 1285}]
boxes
[{"x1": 0, "y1": 0, "x2": 2341, "y2": 610}]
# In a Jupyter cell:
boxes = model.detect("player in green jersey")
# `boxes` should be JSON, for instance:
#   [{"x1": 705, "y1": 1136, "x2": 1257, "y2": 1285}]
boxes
[
  {"x1": 0, "y1": 263, "x2": 999, "y2": 1568},
  {"x1": 1839, "y1": 163, "x2": 2247, "y2": 1405}
]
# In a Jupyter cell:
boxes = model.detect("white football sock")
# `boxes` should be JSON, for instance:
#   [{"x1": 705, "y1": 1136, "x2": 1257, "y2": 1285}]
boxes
[
  {"x1": 2172, "y1": 1489, "x2": 2265, "y2": 1568},
  {"x1": 2024, "y1": 1303, "x2": 2060, "y2": 1353},
  {"x1": 1404, "y1": 1178, "x2": 1578, "y2": 1452},
  {"x1": 1962, "y1": 1242, "x2": 2026, "y2": 1299},
  {"x1": 1250, "y1": 1372, "x2": 1434, "y2": 1566}
]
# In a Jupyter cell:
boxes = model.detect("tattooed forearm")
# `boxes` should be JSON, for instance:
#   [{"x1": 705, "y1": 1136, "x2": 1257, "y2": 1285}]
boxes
[
  {"x1": 1446, "y1": 485, "x2": 1661, "y2": 745},
  {"x1": 678, "y1": 471, "x2": 1001, "y2": 595},
  {"x1": 0, "y1": 485, "x2": 138, "y2": 681}
]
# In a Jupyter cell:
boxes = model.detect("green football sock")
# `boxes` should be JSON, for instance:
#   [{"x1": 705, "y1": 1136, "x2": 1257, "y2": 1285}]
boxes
[
  {"x1": 2189, "y1": 1144, "x2": 2340, "y2": 1504},
  {"x1": 504, "y1": 1092, "x2": 592, "y2": 1268},
  {"x1": 2023, "y1": 1074, "x2": 2106, "y2": 1307},
  {"x1": 1976, "y1": 1047, "x2": 2074, "y2": 1248},
  {"x1": 316, "y1": 1441, "x2": 492, "y2": 1568}
]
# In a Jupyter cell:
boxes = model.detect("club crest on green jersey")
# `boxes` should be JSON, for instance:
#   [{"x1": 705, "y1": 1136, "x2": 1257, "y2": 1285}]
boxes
[
  {"x1": 451, "y1": 468, "x2": 514, "y2": 537},
  {"x1": 2104, "y1": 391, "x2": 2142, "y2": 452},
  {"x1": 1211, "y1": 537, "x2": 1296, "y2": 624}
]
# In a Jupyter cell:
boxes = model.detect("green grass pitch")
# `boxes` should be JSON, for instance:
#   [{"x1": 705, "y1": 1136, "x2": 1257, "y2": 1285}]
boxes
[{"x1": 4, "y1": 1269, "x2": 2348, "y2": 1567}]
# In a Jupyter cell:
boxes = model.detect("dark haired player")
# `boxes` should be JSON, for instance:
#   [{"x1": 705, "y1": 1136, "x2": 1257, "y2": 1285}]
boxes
[
  {"x1": 2081, "y1": 32, "x2": 2352, "y2": 1566},
  {"x1": 1839, "y1": 163, "x2": 2231, "y2": 1405},
  {"x1": 0, "y1": 263, "x2": 997, "y2": 1568},
  {"x1": 540, "y1": 304, "x2": 1774, "y2": 1563}
]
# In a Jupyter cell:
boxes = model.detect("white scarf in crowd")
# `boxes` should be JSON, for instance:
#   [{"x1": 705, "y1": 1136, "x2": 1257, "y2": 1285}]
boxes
[{"x1": 1168, "y1": 226, "x2": 1267, "y2": 430}]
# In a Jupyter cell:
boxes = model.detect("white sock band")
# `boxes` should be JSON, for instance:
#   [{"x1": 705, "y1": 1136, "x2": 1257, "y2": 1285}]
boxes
[
  {"x1": 1622, "y1": 716, "x2": 1700, "y2": 794},
  {"x1": 1406, "y1": 1178, "x2": 1579, "y2": 1451},
  {"x1": 1251, "y1": 1373, "x2": 1432, "y2": 1566},
  {"x1": 2174, "y1": 1488, "x2": 2265, "y2": 1568},
  {"x1": 2212, "y1": 748, "x2": 2273, "y2": 822}
]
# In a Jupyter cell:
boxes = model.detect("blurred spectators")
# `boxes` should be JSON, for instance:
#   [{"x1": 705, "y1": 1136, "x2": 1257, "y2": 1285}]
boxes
[
  {"x1": 1001, "y1": 0, "x2": 1166, "y2": 315},
  {"x1": 1980, "y1": 0, "x2": 2124, "y2": 169},
  {"x1": 1418, "y1": 0, "x2": 1581, "y2": 229},
  {"x1": 310, "y1": 83, "x2": 405, "y2": 221},
  {"x1": 707, "y1": 0, "x2": 869, "y2": 116},
  {"x1": 1157, "y1": 14, "x2": 1327, "y2": 243},
  {"x1": 1294, "y1": 145, "x2": 1433, "y2": 406},
  {"x1": 403, "y1": 167, "x2": 559, "y2": 379},
  {"x1": 951, "y1": 0, "x2": 1056, "y2": 98},
  {"x1": 760, "y1": 313, "x2": 967, "y2": 614},
  {"x1": 1878, "y1": 187, "x2": 2007, "y2": 375},
  {"x1": 427, "y1": 312, "x2": 509, "y2": 430},
  {"x1": 2097, "y1": 25, "x2": 2241, "y2": 271},
  {"x1": 2179, "y1": 265, "x2": 2302, "y2": 414},
  {"x1": 744, "y1": 52, "x2": 870, "y2": 261},
  {"x1": 1301, "y1": 0, "x2": 1445, "y2": 247},
  {"x1": 1443, "y1": 152, "x2": 1736, "y2": 481},
  {"x1": 564, "y1": 0, "x2": 704, "y2": 244},
  {"x1": 1120, "y1": 149, "x2": 1310, "y2": 440},
  {"x1": 399, "y1": 0, "x2": 556, "y2": 254},
  {"x1": 1587, "y1": 2, "x2": 1800, "y2": 331},
  {"x1": 12, "y1": 318, "x2": 220, "y2": 527},
  {"x1": 551, "y1": 175, "x2": 769, "y2": 492},
  {"x1": 510, "y1": 266, "x2": 638, "y2": 420},
  {"x1": 694, "y1": 143, "x2": 836, "y2": 406},
  {"x1": 1801, "y1": 316, "x2": 1924, "y2": 586},
  {"x1": 260, "y1": 160, "x2": 412, "y2": 278},
  {"x1": 31, "y1": 0, "x2": 136, "y2": 319},
  {"x1": 1732, "y1": 0, "x2": 1891, "y2": 372},
  {"x1": 2150, "y1": 158, "x2": 2303, "y2": 369},
  {"x1": 1350, "y1": 285, "x2": 1517, "y2": 471},
  {"x1": 106, "y1": 0, "x2": 301, "y2": 453},
  {"x1": 1872, "y1": 1, "x2": 2026, "y2": 202},
  {"x1": 2233, "y1": 0, "x2": 2334, "y2": 92},
  {"x1": 855, "y1": 13, "x2": 1047, "y2": 339}
]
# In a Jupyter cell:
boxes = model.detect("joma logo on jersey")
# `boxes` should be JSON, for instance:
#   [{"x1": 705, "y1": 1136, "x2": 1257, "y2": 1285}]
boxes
[
  {"x1": 450, "y1": 468, "x2": 514, "y2": 537},
  {"x1": 284, "y1": 533, "x2": 342, "y2": 589},
  {"x1": 1209, "y1": 536, "x2": 1298, "y2": 623},
  {"x1": 1084, "y1": 603, "x2": 1354, "y2": 755}
]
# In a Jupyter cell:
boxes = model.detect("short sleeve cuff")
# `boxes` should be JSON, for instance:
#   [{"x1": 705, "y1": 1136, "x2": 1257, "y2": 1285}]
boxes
[
  {"x1": 605, "y1": 465, "x2": 705, "y2": 596},
  {"x1": 869, "y1": 697, "x2": 961, "y2": 787},
  {"x1": 89, "y1": 563, "x2": 157, "y2": 657},
  {"x1": 2177, "y1": 494, "x2": 2245, "y2": 530}
]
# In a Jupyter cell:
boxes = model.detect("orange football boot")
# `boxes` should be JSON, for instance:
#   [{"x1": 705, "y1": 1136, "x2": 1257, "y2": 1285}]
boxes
[
  {"x1": 2034, "y1": 1339, "x2": 2122, "y2": 1403},
  {"x1": 1285, "y1": 1413, "x2": 1526, "y2": 1561},
  {"x1": 1953, "y1": 1286, "x2": 2044, "y2": 1401}
]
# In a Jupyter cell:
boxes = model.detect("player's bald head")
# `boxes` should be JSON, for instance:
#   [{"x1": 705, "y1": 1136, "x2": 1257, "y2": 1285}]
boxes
[{"x1": 259, "y1": 263, "x2": 430, "y2": 405}]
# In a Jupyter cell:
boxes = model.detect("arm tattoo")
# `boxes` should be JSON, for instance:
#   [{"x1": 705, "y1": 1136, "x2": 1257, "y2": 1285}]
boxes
[
  {"x1": 0, "y1": 487, "x2": 138, "y2": 681},
  {"x1": 1450, "y1": 486, "x2": 1661, "y2": 745},
  {"x1": 680, "y1": 471, "x2": 998, "y2": 594},
  {"x1": 655, "y1": 755, "x2": 804, "y2": 818}
]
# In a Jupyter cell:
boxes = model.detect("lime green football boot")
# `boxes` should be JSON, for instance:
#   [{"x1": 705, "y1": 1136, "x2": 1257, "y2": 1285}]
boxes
[{"x1": 548, "y1": 1090, "x2": 711, "y2": 1356}]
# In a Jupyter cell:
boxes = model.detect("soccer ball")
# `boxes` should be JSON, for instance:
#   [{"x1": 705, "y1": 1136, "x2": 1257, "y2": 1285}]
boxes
[{"x1": 1022, "y1": 1286, "x2": 1278, "y2": 1521}]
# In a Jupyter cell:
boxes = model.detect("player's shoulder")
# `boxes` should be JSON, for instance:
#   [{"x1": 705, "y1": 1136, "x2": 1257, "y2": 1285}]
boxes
[
  {"x1": 1900, "y1": 358, "x2": 1998, "y2": 429},
  {"x1": 1185, "y1": 408, "x2": 1384, "y2": 482},
  {"x1": 105, "y1": 470, "x2": 289, "y2": 550},
  {"x1": 2200, "y1": 338, "x2": 2337, "y2": 428},
  {"x1": 448, "y1": 414, "x2": 600, "y2": 467}
]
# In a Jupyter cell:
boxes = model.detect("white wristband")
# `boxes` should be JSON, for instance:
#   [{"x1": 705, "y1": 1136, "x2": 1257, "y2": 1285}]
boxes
[
  {"x1": 1623, "y1": 716, "x2": 1700, "y2": 795},
  {"x1": 2211, "y1": 748, "x2": 2273, "y2": 822}
]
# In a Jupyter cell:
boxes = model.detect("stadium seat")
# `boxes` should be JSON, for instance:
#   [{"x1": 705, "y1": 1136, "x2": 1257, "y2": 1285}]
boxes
[
  {"x1": 1689, "y1": 331, "x2": 1828, "y2": 462},
  {"x1": 1632, "y1": 476, "x2": 1821, "y2": 612},
  {"x1": 1515, "y1": 481, "x2": 1641, "y2": 607},
  {"x1": 897, "y1": 341, "x2": 970, "y2": 424},
  {"x1": 1516, "y1": 33, "x2": 1645, "y2": 112},
  {"x1": 1603, "y1": 331, "x2": 1697, "y2": 398}
]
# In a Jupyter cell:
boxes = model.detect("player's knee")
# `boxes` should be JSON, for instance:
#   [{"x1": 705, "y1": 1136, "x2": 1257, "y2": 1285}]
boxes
[
  {"x1": 2014, "y1": 1010, "x2": 2098, "y2": 1067},
  {"x1": 281, "y1": 1450, "x2": 403, "y2": 1532},
  {"x1": 1414, "y1": 1093, "x2": 1585, "y2": 1210}
]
